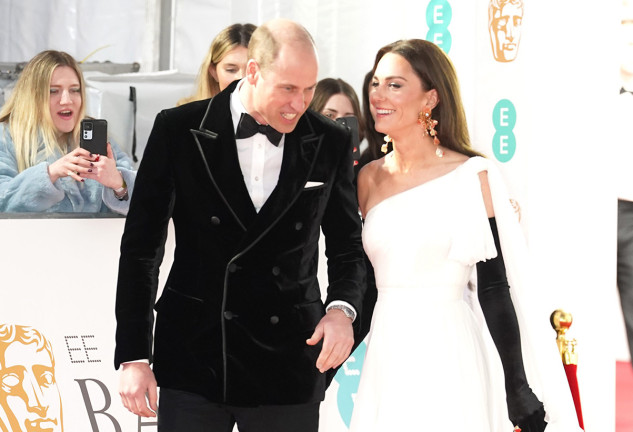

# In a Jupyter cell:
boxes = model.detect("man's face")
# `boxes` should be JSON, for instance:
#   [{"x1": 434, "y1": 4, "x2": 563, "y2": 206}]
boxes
[
  {"x1": 247, "y1": 43, "x2": 318, "y2": 134},
  {"x1": 0, "y1": 342, "x2": 62, "y2": 432},
  {"x1": 490, "y1": 2, "x2": 524, "y2": 62}
]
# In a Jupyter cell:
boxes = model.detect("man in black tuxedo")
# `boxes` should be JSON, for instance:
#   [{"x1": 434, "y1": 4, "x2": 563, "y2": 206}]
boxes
[{"x1": 114, "y1": 18, "x2": 366, "y2": 432}]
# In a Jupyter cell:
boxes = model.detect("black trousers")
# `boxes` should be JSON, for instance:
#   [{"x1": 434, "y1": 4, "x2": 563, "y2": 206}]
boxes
[
  {"x1": 157, "y1": 388, "x2": 320, "y2": 432},
  {"x1": 618, "y1": 199, "x2": 633, "y2": 361}
]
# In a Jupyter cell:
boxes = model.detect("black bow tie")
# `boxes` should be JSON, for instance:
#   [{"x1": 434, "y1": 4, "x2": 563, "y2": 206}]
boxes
[
  {"x1": 235, "y1": 113, "x2": 283, "y2": 146},
  {"x1": 621, "y1": 87, "x2": 633, "y2": 95}
]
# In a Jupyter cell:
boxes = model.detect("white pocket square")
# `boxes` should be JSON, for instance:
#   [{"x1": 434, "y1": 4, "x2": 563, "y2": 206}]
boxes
[{"x1": 304, "y1": 181, "x2": 324, "y2": 188}]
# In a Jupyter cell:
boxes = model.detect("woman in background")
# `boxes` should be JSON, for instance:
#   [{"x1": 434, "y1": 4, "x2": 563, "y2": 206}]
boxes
[
  {"x1": 309, "y1": 77, "x2": 365, "y2": 172},
  {"x1": 178, "y1": 23, "x2": 256, "y2": 105},
  {"x1": 0, "y1": 50, "x2": 135, "y2": 213},
  {"x1": 310, "y1": 78, "x2": 363, "y2": 126}
]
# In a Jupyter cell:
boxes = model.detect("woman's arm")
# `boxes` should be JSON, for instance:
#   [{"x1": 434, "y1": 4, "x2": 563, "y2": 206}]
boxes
[
  {"x1": 476, "y1": 171, "x2": 546, "y2": 431},
  {"x1": 0, "y1": 128, "x2": 65, "y2": 212},
  {"x1": 99, "y1": 140, "x2": 137, "y2": 215}
]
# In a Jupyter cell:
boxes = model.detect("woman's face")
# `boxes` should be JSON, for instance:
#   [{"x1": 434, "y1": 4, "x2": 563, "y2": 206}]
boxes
[
  {"x1": 370, "y1": 52, "x2": 428, "y2": 139},
  {"x1": 321, "y1": 93, "x2": 355, "y2": 120},
  {"x1": 210, "y1": 45, "x2": 248, "y2": 91},
  {"x1": 49, "y1": 66, "x2": 82, "y2": 135}
]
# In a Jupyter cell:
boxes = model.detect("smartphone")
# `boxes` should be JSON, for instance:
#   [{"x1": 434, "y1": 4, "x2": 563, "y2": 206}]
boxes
[
  {"x1": 336, "y1": 116, "x2": 361, "y2": 165},
  {"x1": 80, "y1": 119, "x2": 108, "y2": 155}
]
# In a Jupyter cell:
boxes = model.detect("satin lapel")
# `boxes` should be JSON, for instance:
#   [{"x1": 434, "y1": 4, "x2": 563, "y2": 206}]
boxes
[
  {"x1": 189, "y1": 83, "x2": 256, "y2": 231},
  {"x1": 237, "y1": 115, "x2": 322, "y2": 251}
]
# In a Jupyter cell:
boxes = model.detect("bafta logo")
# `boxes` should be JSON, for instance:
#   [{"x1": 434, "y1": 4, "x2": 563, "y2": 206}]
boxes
[
  {"x1": 488, "y1": 0, "x2": 525, "y2": 62},
  {"x1": 0, "y1": 325, "x2": 63, "y2": 432}
]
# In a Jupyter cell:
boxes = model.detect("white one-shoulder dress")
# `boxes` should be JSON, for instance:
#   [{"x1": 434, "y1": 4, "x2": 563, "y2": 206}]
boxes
[{"x1": 349, "y1": 156, "x2": 583, "y2": 432}]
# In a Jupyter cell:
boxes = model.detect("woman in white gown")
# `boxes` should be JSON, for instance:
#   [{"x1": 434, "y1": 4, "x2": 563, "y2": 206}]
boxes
[{"x1": 351, "y1": 39, "x2": 583, "y2": 432}]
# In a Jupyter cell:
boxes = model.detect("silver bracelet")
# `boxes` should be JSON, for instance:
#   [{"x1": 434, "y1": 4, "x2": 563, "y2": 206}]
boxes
[
  {"x1": 113, "y1": 173, "x2": 128, "y2": 201},
  {"x1": 113, "y1": 187, "x2": 129, "y2": 201}
]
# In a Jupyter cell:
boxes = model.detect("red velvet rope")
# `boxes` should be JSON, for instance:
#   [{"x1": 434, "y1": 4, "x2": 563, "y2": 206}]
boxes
[{"x1": 563, "y1": 363, "x2": 585, "y2": 430}]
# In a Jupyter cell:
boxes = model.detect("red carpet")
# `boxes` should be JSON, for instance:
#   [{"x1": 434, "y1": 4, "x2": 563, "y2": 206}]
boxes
[{"x1": 617, "y1": 361, "x2": 633, "y2": 432}]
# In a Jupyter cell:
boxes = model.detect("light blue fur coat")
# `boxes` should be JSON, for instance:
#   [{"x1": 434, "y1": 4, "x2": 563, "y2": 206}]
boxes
[{"x1": 0, "y1": 123, "x2": 136, "y2": 214}]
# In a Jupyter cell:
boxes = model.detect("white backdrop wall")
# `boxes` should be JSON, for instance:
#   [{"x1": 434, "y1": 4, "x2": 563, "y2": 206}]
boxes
[
  {"x1": 172, "y1": 0, "x2": 481, "y2": 113},
  {"x1": 0, "y1": 1, "x2": 624, "y2": 431},
  {"x1": 0, "y1": 0, "x2": 155, "y2": 68}
]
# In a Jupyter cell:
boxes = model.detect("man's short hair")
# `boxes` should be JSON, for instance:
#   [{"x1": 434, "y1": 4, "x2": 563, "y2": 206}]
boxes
[{"x1": 248, "y1": 19, "x2": 315, "y2": 73}]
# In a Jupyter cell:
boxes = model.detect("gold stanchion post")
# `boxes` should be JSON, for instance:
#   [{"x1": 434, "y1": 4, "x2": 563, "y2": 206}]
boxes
[{"x1": 550, "y1": 309, "x2": 584, "y2": 430}]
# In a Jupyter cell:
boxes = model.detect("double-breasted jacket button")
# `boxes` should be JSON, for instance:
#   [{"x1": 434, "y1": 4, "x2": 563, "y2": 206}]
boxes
[
  {"x1": 269, "y1": 315, "x2": 280, "y2": 325},
  {"x1": 271, "y1": 266, "x2": 281, "y2": 276},
  {"x1": 224, "y1": 311, "x2": 234, "y2": 320},
  {"x1": 211, "y1": 216, "x2": 221, "y2": 225},
  {"x1": 294, "y1": 222, "x2": 303, "y2": 231},
  {"x1": 228, "y1": 263, "x2": 238, "y2": 273}
]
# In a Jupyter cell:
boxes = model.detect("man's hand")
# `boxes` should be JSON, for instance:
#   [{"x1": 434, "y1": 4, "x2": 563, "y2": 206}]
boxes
[
  {"x1": 306, "y1": 308, "x2": 354, "y2": 373},
  {"x1": 119, "y1": 362, "x2": 158, "y2": 417}
]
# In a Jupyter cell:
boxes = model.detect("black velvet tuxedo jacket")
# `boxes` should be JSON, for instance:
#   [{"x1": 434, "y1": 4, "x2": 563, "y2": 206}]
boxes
[{"x1": 114, "y1": 81, "x2": 366, "y2": 406}]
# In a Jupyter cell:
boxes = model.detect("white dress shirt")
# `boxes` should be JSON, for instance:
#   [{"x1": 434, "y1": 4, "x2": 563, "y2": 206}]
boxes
[{"x1": 231, "y1": 81, "x2": 284, "y2": 213}]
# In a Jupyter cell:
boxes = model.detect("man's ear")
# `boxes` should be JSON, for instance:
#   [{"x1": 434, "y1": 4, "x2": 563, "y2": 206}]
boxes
[{"x1": 246, "y1": 59, "x2": 259, "y2": 84}]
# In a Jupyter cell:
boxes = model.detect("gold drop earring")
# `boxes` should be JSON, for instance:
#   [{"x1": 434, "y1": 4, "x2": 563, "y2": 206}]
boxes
[
  {"x1": 381, "y1": 135, "x2": 392, "y2": 154},
  {"x1": 418, "y1": 108, "x2": 443, "y2": 157}
]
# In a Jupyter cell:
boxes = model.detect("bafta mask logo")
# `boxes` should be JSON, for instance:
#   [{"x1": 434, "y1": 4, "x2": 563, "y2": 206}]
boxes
[
  {"x1": 488, "y1": 0, "x2": 524, "y2": 62},
  {"x1": 0, "y1": 325, "x2": 63, "y2": 432}
]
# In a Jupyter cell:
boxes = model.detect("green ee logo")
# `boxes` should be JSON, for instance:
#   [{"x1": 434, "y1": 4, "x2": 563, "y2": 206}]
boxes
[
  {"x1": 333, "y1": 341, "x2": 366, "y2": 427},
  {"x1": 426, "y1": 0, "x2": 452, "y2": 53},
  {"x1": 492, "y1": 99, "x2": 517, "y2": 163}
]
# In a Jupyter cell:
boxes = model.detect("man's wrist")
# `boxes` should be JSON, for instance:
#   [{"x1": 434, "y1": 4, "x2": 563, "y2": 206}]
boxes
[{"x1": 326, "y1": 303, "x2": 356, "y2": 322}]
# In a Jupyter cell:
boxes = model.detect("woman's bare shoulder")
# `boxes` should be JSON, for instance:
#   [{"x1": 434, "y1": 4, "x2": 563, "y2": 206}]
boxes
[{"x1": 358, "y1": 157, "x2": 386, "y2": 183}]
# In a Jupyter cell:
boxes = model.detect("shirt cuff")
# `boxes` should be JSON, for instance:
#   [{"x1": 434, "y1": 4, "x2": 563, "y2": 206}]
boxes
[
  {"x1": 326, "y1": 300, "x2": 357, "y2": 322},
  {"x1": 122, "y1": 359, "x2": 150, "y2": 365}
]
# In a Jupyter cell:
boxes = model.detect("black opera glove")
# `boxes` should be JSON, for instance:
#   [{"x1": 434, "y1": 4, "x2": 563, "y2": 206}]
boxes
[
  {"x1": 514, "y1": 405, "x2": 547, "y2": 432},
  {"x1": 476, "y1": 217, "x2": 547, "y2": 432}
]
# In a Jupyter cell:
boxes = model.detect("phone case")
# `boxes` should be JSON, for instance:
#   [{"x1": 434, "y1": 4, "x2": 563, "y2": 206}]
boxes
[
  {"x1": 80, "y1": 119, "x2": 108, "y2": 155},
  {"x1": 336, "y1": 116, "x2": 361, "y2": 162}
]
